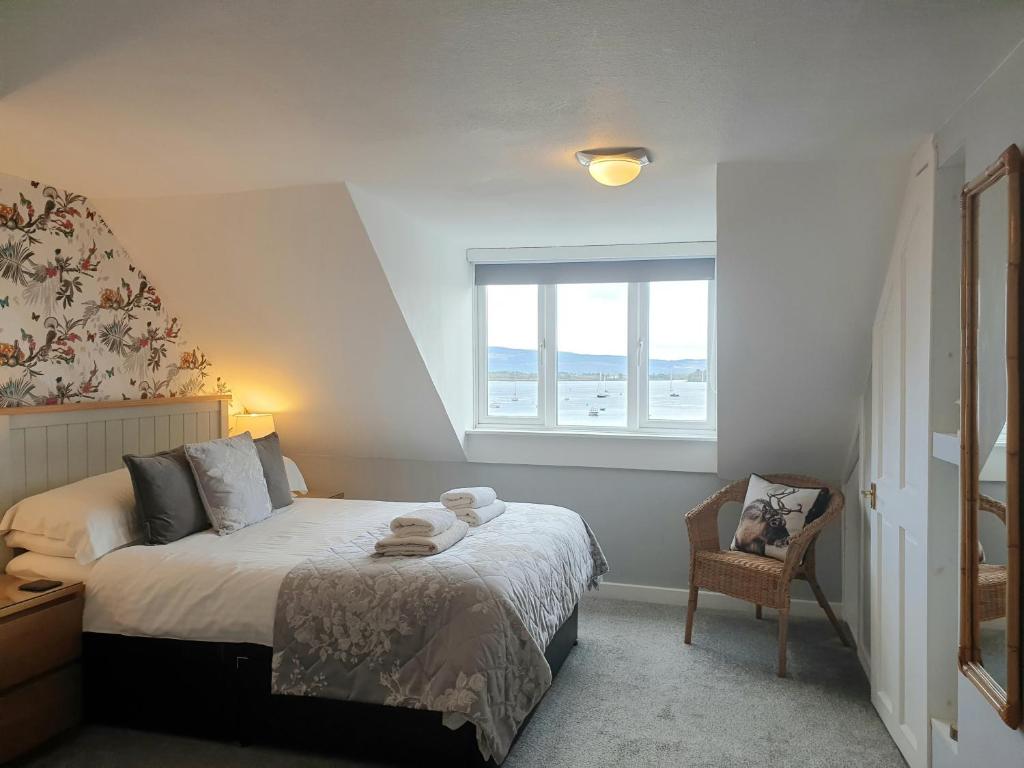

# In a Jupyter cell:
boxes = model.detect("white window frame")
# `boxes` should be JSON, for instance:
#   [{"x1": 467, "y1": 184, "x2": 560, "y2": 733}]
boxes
[
  {"x1": 637, "y1": 280, "x2": 717, "y2": 434},
  {"x1": 474, "y1": 279, "x2": 717, "y2": 437},
  {"x1": 475, "y1": 285, "x2": 547, "y2": 427}
]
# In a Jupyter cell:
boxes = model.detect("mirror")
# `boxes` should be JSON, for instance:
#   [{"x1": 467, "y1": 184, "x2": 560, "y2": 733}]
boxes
[{"x1": 960, "y1": 144, "x2": 1022, "y2": 727}]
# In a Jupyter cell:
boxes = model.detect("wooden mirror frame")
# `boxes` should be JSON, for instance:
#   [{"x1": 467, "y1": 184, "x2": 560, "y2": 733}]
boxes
[{"x1": 960, "y1": 144, "x2": 1022, "y2": 728}]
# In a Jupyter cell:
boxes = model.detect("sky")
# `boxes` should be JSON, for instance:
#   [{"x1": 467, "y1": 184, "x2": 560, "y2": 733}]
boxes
[{"x1": 486, "y1": 281, "x2": 709, "y2": 360}]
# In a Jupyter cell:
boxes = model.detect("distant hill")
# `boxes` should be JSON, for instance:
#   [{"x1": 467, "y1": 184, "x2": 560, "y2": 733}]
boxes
[{"x1": 487, "y1": 346, "x2": 705, "y2": 378}]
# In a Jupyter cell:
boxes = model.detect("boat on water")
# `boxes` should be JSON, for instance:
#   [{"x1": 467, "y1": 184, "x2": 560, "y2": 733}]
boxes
[
  {"x1": 596, "y1": 373, "x2": 609, "y2": 398},
  {"x1": 511, "y1": 380, "x2": 519, "y2": 402},
  {"x1": 588, "y1": 403, "x2": 599, "y2": 417},
  {"x1": 669, "y1": 371, "x2": 680, "y2": 397}
]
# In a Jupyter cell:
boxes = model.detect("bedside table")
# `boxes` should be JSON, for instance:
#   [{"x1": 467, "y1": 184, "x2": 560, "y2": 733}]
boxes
[{"x1": 0, "y1": 576, "x2": 84, "y2": 763}]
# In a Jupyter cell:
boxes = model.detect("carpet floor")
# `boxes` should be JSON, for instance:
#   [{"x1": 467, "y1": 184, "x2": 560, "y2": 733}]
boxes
[{"x1": 17, "y1": 596, "x2": 905, "y2": 768}]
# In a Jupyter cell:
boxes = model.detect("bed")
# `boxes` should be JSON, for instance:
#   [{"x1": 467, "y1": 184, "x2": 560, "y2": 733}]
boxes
[{"x1": 0, "y1": 397, "x2": 607, "y2": 766}]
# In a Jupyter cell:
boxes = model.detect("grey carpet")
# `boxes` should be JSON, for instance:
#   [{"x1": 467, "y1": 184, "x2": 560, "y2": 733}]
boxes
[{"x1": 18, "y1": 596, "x2": 904, "y2": 768}]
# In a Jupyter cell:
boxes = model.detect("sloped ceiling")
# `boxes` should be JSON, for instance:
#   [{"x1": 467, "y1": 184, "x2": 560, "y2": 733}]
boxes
[
  {"x1": 348, "y1": 188, "x2": 474, "y2": 441},
  {"x1": 5, "y1": 2, "x2": 1024, "y2": 472},
  {"x1": 96, "y1": 185, "x2": 466, "y2": 462}
]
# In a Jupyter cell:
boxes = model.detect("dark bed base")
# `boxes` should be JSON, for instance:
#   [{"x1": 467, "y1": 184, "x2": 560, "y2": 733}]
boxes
[{"x1": 82, "y1": 604, "x2": 578, "y2": 767}]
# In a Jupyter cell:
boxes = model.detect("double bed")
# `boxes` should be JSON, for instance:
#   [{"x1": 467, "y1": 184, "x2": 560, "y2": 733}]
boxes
[{"x1": 0, "y1": 397, "x2": 607, "y2": 766}]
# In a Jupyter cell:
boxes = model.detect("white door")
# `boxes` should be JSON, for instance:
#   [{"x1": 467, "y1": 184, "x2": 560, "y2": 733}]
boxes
[{"x1": 869, "y1": 139, "x2": 935, "y2": 768}]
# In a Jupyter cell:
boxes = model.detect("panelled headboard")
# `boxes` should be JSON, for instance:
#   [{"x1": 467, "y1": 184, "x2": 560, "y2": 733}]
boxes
[{"x1": 0, "y1": 394, "x2": 231, "y2": 569}]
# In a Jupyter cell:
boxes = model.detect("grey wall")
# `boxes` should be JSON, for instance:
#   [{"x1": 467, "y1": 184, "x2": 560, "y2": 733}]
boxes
[
  {"x1": 716, "y1": 157, "x2": 904, "y2": 483},
  {"x1": 295, "y1": 454, "x2": 843, "y2": 601}
]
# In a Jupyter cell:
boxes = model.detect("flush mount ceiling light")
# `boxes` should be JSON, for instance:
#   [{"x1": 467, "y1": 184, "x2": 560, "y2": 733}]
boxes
[{"x1": 575, "y1": 147, "x2": 651, "y2": 187}]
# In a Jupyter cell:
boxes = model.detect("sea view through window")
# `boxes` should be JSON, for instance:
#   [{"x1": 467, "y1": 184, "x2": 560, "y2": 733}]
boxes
[{"x1": 480, "y1": 280, "x2": 713, "y2": 432}]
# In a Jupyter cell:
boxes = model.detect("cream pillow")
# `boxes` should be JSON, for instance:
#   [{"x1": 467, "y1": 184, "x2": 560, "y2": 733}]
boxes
[
  {"x1": 6, "y1": 551, "x2": 94, "y2": 583},
  {"x1": 283, "y1": 456, "x2": 308, "y2": 495},
  {"x1": 0, "y1": 469, "x2": 141, "y2": 564},
  {"x1": 4, "y1": 531, "x2": 77, "y2": 558}
]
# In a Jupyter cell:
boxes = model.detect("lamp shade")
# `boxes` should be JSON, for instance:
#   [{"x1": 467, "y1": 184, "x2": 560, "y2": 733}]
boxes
[
  {"x1": 232, "y1": 412, "x2": 276, "y2": 439},
  {"x1": 588, "y1": 158, "x2": 642, "y2": 187},
  {"x1": 575, "y1": 147, "x2": 650, "y2": 187}
]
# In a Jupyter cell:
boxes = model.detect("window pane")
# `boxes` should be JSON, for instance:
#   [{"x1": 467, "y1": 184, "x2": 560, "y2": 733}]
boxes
[
  {"x1": 557, "y1": 283, "x2": 628, "y2": 427},
  {"x1": 648, "y1": 281, "x2": 709, "y2": 422},
  {"x1": 486, "y1": 285, "x2": 538, "y2": 417}
]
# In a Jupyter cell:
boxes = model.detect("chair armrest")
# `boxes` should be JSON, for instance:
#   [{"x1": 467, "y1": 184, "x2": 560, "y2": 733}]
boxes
[
  {"x1": 685, "y1": 481, "x2": 746, "y2": 554},
  {"x1": 979, "y1": 494, "x2": 1007, "y2": 525}
]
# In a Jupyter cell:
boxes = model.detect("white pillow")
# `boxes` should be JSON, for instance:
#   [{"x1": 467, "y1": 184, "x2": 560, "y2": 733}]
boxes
[
  {"x1": 0, "y1": 469, "x2": 141, "y2": 564},
  {"x1": 6, "y1": 551, "x2": 94, "y2": 583},
  {"x1": 283, "y1": 456, "x2": 308, "y2": 495},
  {"x1": 4, "y1": 531, "x2": 77, "y2": 558}
]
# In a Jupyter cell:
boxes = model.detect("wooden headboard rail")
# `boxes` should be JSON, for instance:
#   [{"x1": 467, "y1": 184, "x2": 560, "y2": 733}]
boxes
[{"x1": 0, "y1": 395, "x2": 231, "y2": 569}]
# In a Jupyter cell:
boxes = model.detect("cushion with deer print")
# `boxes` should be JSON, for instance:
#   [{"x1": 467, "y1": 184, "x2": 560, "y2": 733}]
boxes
[{"x1": 730, "y1": 474, "x2": 829, "y2": 562}]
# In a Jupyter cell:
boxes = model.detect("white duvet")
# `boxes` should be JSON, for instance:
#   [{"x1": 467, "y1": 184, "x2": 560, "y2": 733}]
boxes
[{"x1": 85, "y1": 498, "x2": 424, "y2": 645}]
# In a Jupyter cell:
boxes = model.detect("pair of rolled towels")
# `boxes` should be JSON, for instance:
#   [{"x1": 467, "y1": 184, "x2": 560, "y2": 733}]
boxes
[
  {"x1": 375, "y1": 487, "x2": 505, "y2": 557},
  {"x1": 439, "y1": 486, "x2": 506, "y2": 526}
]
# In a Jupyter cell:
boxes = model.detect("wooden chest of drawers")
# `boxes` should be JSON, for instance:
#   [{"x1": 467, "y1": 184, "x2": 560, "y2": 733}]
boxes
[{"x1": 0, "y1": 577, "x2": 84, "y2": 763}]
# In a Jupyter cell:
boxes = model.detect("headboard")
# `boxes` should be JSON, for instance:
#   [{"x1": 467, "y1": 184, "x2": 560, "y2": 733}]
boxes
[{"x1": 0, "y1": 394, "x2": 231, "y2": 569}]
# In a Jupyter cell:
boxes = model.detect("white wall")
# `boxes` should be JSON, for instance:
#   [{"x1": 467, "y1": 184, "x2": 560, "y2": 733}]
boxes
[
  {"x1": 928, "y1": 149, "x2": 966, "y2": 727},
  {"x1": 350, "y1": 187, "x2": 475, "y2": 442},
  {"x1": 716, "y1": 157, "x2": 905, "y2": 484},
  {"x1": 96, "y1": 183, "x2": 465, "y2": 463},
  {"x1": 930, "y1": 41, "x2": 1024, "y2": 764}
]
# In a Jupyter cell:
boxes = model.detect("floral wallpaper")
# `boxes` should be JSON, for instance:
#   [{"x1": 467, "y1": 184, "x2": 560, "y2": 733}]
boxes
[{"x1": 0, "y1": 173, "x2": 227, "y2": 407}]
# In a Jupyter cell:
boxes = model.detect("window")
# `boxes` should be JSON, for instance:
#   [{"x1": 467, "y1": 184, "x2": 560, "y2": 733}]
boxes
[
  {"x1": 484, "y1": 285, "x2": 539, "y2": 418},
  {"x1": 476, "y1": 273, "x2": 715, "y2": 436},
  {"x1": 558, "y1": 283, "x2": 628, "y2": 427},
  {"x1": 645, "y1": 280, "x2": 710, "y2": 425}
]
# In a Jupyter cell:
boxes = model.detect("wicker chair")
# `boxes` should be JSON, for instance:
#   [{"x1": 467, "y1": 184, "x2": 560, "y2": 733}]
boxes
[
  {"x1": 978, "y1": 495, "x2": 1007, "y2": 624},
  {"x1": 683, "y1": 474, "x2": 849, "y2": 677}
]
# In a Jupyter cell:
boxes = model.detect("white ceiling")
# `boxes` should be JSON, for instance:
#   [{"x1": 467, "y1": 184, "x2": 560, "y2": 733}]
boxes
[{"x1": 3, "y1": 1, "x2": 1024, "y2": 243}]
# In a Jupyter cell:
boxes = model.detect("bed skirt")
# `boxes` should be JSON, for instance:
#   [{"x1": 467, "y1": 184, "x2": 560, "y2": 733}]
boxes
[{"x1": 82, "y1": 603, "x2": 578, "y2": 767}]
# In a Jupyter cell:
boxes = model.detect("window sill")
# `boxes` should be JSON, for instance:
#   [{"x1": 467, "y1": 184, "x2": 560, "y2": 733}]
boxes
[{"x1": 464, "y1": 428, "x2": 717, "y2": 473}]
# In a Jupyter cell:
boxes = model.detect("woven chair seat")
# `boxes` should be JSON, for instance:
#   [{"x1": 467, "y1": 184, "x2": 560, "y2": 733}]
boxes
[
  {"x1": 692, "y1": 550, "x2": 786, "y2": 609},
  {"x1": 978, "y1": 563, "x2": 1007, "y2": 623}
]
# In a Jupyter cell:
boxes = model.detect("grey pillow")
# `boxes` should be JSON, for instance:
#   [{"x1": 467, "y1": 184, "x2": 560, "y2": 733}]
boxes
[
  {"x1": 123, "y1": 448, "x2": 210, "y2": 545},
  {"x1": 184, "y1": 433, "x2": 273, "y2": 535},
  {"x1": 253, "y1": 432, "x2": 292, "y2": 509}
]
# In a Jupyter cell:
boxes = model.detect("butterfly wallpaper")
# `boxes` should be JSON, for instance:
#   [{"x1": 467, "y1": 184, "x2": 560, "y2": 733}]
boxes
[{"x1": 0, "y1": 172, "x2": 227, "y2": 407}]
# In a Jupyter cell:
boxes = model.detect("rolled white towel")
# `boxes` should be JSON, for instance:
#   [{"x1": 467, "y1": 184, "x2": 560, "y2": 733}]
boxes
[
  {"x1": 389, "y1": 506, "x2": 456, "y2": 538},
  {"x1": 455, "y1": 499, "x2": 506, "y2": 527},
  {"x1": 375, "y1": 519, "x2": 470, "y2": 557},
  {"x1": 441, "y1": 486, "x2": 497, "y2": 510}
]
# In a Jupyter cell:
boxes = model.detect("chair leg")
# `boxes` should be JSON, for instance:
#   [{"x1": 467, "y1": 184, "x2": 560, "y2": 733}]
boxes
[
  {"x1": 777, "y1": 609, "x2": 789, "y2": 677},
  {"x1": 807, "y1": 574, "x2": 850, "y2": 647},
  {"x1": 755, "y1": 604, "x2": 762, "y2": 620},
  {"x1": 685, "y1": 587, "x2": 699, "y2": 644}
]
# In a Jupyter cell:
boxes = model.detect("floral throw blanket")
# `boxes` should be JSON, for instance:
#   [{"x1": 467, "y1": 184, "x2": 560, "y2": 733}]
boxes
[{"x1": 271, "y1": 502, "x2": 608, "y2": 763}]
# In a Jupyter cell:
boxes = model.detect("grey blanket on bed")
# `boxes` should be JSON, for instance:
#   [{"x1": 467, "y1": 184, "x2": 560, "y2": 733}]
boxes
[{"x1": 271, "y1": 502, "x2": 608, "y2": 763}]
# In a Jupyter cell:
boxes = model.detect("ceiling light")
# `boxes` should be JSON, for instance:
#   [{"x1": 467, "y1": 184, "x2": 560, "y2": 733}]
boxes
[{"x1": 575, "y1": 147, "x2": 651, "y2": 187}]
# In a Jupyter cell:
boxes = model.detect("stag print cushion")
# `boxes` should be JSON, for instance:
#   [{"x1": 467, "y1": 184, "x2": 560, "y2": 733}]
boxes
[
  {"x1": 184, "y1": 432, "x2": 272, "y2": 535},
  {"x1": 730, "y1": 474, "x2": 829, "y2": 561}
]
